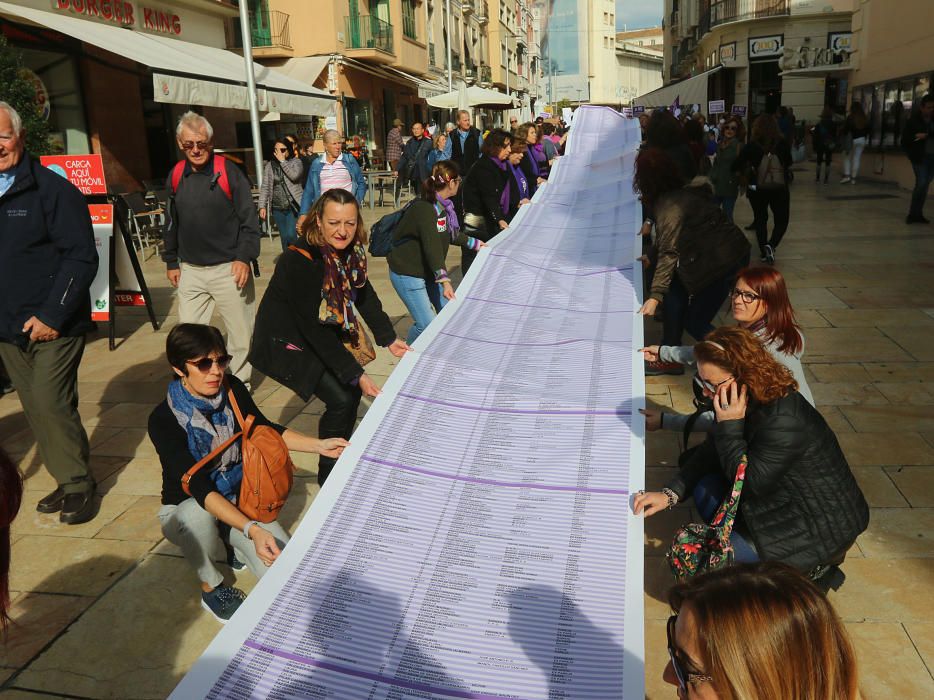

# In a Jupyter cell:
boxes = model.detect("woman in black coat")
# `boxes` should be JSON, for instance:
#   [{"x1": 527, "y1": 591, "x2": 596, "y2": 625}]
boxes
[
  {"x1": 459, "y1": 128, "x2": 512, "y2": 273},
  {"x1": 634, "y1": 326, "x2": 869, "y2": 589},
  {"x1": 250, "y1": 188, "x2": 410, "y2": 485}
]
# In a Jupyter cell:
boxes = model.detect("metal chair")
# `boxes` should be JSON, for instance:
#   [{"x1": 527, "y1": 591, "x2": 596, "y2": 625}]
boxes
[{"x1": 119, "y1": 192, "x2": 164, "y2": 256}]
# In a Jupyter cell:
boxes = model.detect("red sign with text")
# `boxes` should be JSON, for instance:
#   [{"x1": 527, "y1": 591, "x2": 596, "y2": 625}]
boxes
[{"x1": 40, "y1": 154, "x2": 107, "y2": 195}]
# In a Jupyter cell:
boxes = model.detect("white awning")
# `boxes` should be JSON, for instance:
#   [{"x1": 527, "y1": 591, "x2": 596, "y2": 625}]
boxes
[
  {"x1": 0, "y1": 2, "x2": 335, "y2": 116},
  {"x1": 383, "y1": 67, "x2": 448, "y2": 98},
  {"x1": 276, "y1": 56, "x2": 332, "y2": 86},
  {"x1": 427, "y1": 85, "x2": 518, "y2": 109},
  {"x1": 634, "y1": 66, "x2": 722, "y2": 109}
]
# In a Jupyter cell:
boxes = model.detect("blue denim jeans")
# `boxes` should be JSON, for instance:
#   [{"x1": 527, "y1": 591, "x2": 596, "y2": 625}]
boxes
[
  {"x1": 272, "y1": 207, "x2": 298, "y2": 252},
  {"x1": 910, "y1": 157, "x2": 934, "y2": 219},
  {"x1": 389, "y1": 270, "x2": 447, "y2": 344},
  {"x1": 693, "y1": 473, "x2": 759, "y2": 563}
]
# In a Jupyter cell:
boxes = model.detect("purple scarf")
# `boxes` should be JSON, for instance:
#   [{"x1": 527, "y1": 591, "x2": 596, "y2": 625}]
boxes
[
  {"x1": 530, "y1": 143, "x2": 547, "y2": 175},
  {"x1": 491, "y1": 155, "x2": 511, "y2": 219},
  {"x1": 436, "y1": 194, "x2": 460, "y2": 233},
  {"x1": 509, "y1": 162, "x2": 529, "y2": 204}
]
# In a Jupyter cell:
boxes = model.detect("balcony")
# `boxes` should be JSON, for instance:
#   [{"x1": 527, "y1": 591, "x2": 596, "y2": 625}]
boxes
[
  {"x1": 344, "y1": 15, "x2": 395, "y2": 61},
  {"x1": 462, "y1": 0, "x2": 474, "y2": 15},
  {"x1": 702, "y1": 0, "x2": 790, "y2": 37},
  {"x1": 229, "y1": 9, "x2": 291, "y2": 54},
  {"x1": 476, "y1": 0, "x2": 489, "y2": 24}
]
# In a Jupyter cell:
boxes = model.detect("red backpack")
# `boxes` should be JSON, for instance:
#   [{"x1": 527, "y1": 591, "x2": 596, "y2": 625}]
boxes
[{"x1": 170, "y1": 154, "x2": 232, "y2": 199}]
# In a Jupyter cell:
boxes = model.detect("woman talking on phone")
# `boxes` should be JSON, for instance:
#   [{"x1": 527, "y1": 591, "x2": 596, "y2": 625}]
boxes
[{"x1": 633, "y1": 327, "x2": 869, "y2": 589}]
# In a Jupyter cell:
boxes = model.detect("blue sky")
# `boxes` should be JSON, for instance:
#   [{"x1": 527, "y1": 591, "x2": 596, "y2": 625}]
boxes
[{"x1": 616, "y1": 0, "x2": 663, "y2": 30}]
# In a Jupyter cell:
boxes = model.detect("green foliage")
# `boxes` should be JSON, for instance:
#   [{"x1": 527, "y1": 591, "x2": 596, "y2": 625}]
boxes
[
  {"x1": 0, "y1": 34, "x2": 51, "y2": 155},
  {"x1": 556, "y1": 98, "x2": 572, "y2": 110}
]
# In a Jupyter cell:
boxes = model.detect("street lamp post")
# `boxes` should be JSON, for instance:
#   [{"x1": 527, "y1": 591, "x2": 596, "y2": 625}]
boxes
[{"x1": 237, "y1": 0, "x2": 264, "y2": 188}]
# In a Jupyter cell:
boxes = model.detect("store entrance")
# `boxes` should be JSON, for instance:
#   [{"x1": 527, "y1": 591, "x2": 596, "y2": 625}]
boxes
[{"x1": 749, "y1": 60, "x2": 781, "y2": 116}]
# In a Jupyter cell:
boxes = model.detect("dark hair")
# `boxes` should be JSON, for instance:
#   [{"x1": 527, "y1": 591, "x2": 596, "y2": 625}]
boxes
[
  {"x1": 683, "y1": 119, "x2": 705, "y2": 144},
  {"x1": 820, "y1": 105, "x2": 834, "y2": 120},
  {"x1": 166, "y1": 323, "x2": 227, "y2": 375},
  {"x1": 422, "y1": 160, "x2": 461, "y2": 203},
  {"x1": 751, "y1": 113, "x2": 781, "y2": 147},
  {"x1": 510, "y1": 140, "x2": 529, "y2": 155},
  {"x1": 735, "y1": 266, "x2": 802, "y2": 355},
  {"x1": 633, "y1": 147, "x2": 686, "y2": 211},
  {"x1": 922, "y1": 94, "x2": 934, "y2": 106},
  {"x1": 0, "y1": 447, "x2": 22, "y2": 635},
  {"x1": 848, "y1": 101, "x2": 868, "y2": 130},
  {"x1": 542, "y1": 122, "x2": 556, "y2": 135},
  {"x1": 645, "y1": 110, "x2": 686, "y2": 148},
  {"x1": 271, "y1": 139, "x2": 289, "y2": 157},
  {"x1": 482, "y1": 128, "x2": 512, "y2": 157}
]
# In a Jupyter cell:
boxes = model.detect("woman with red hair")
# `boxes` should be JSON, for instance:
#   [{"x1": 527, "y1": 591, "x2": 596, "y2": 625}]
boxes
[
  {"x1": 641, "y1": 266, "x2": 813, "y2": 433},
  {"x1": 634, "y1": 327, "x2": 868, "y2": 589}
]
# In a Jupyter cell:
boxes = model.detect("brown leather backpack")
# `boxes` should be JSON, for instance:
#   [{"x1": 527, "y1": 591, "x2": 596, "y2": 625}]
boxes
[{"x1": 181, "y1": 384, "x2": 295, "y2": 523}]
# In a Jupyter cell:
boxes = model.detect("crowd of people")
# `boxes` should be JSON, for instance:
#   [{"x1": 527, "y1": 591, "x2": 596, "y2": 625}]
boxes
[{"x1": 6, "y1": 93, "x2": 934, "y2": 696}]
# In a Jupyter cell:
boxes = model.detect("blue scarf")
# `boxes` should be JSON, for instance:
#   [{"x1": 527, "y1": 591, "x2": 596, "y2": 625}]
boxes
[{"x1": 167, "y1": 379, "x2": 242, "y2": 501}]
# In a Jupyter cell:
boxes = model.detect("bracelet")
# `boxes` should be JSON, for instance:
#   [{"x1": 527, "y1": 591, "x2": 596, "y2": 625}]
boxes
[
  {"x1": 661, "y1": 488, "x2": 679, "y2": 510},
  {"x1": 243, "y1": 520, "x2": 260, "y2": 540}
]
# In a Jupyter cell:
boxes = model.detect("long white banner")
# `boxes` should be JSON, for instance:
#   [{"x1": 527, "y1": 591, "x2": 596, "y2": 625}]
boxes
[{"x1": 171, "y1": 105, "x2": 646, "y2": 699}]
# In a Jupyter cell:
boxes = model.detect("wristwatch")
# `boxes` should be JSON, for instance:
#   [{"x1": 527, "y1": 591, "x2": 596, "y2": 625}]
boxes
[{"x1": 243, "y1": 520, "x2": 261, "y2": 540}]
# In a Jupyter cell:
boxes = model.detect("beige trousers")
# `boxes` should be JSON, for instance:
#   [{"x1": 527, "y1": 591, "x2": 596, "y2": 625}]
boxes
[{"x1": 177, "y1": 262, "x2": 255, "y2": 387}]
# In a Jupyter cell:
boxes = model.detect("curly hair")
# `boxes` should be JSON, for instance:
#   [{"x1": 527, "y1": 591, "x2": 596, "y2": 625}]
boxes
[
  {"x1": 633, "y1": 147, "x2": 686, "y2": 211},
  {"x1": 694, "y1": 326, "x2": 797, "y2": 404},
  {"x1": 301, "y1": 188, "x2": 368, "y2": 247}
]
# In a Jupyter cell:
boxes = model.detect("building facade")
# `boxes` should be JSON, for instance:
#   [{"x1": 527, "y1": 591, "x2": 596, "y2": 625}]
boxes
[{"x1": 611, "y1": 28, "x2": 664, "y2": 108}]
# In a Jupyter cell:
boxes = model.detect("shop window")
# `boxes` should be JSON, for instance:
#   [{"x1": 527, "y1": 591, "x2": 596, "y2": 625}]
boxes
[{"x1": 18, "y1": 46, "x2": 89, "y2": 155}]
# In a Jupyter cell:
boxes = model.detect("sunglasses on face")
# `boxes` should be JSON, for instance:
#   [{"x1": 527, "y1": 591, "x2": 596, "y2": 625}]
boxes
[
  {"x1": 275, "y1": 147, "x2": 289, "y2": 153},
  {"x1": 186, "y1": 355, "x2": 232, "y2": 373},
  {"x1": 668, "y1": 615, "x2": 714, "y2": 692},
  {"x1": 181, "y1": 141, "x2": 210, "y2": 151},
  {"x1": 729, "y1": 287, "x2": 761, "y2": 304}
]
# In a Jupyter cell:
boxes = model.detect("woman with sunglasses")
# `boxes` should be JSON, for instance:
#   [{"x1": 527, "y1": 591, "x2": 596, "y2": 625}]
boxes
[
  {"x1": 634, "y1": 327, "x2": 869, "y2": 588},
  {"x1": 250, "y1": 188, "x2": 410, "y2": 487},
  {"x1": 387, "y1": 161, "x2": 484, "y2": 343},
  {"x1": 640, "y1": 266, "x2": 813, "y2": 434},
  {"x1": 258, "y1": 140, "x2": 305, "y2": 252},
  {"x1": 148, "y1": 324, "x2": 349, "y2": 623},
  {"x1": 664, "y1": 562, "x2": 860, "y2": 699},
  {"x1": 708, "y1": 117, "x2": 745, "y2": 222}
]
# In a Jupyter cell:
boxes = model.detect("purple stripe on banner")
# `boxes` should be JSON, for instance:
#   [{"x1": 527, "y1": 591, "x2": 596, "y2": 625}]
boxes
[
  {"x1": 242, "y1": 640, "x2": 521, "y2": 700},
  {"x1": 489, "y1": 252, "x2": 633, "y2": 276},
  {"x1": 398, "y1": 392, "x2": 632, "y2": 416},
  {"x1": 438, "y1": 331, "x2": 631, "y2": 347},
  {"x1": 465, "y1": 296, "x2": 632, "y2": 313},
  {"x1": 362, "y1": 456, "x2": 630, "y2": 495}
]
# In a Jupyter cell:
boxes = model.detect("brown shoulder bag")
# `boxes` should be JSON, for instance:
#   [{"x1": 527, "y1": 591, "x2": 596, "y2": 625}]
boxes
[{"x1": 181, "y1": 384, "x2": 295, "y2": 523}]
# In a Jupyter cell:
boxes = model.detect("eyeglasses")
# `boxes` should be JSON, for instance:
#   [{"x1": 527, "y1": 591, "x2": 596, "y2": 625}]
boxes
[
  {"x1": 181, "y1": 141, "x2": 210, "y2": 151},
  {"x1": 668, "y1": 615, "x2": 714, "y2": 692},
  {"x1": 186, "y1": 355, "x2": 232, "y2": 373},
  {"x1": 697, "y1": 374, "x2": 734, "y2": 394},
  {"x1": 729, "y1": 287, "x2": 761, "y2": 304}
]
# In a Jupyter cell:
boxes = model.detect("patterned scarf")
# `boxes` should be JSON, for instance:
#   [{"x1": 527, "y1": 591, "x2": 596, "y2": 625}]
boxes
[
  {"x1": 167, "y1": 378, "x2": 242, "y2": 500},
  {"x1": 319, "y1": 242, "x2": 369, "y2": 345},
  {"x1": 491, "y1": 155, "x2": 511, "y2": 219},
  {"x1": 509, "y1": 162, "x2": 530, "y2": 202},
  {"x1": 436, "y1": 194, "x2": 460, "y2": 234}
]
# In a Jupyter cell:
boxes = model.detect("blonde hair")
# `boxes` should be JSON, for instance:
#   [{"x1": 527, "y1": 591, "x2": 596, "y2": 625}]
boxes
[
  {"x1": 301, "y1": 189, "x2": 368, "y2": 246},
  {"x1": 670, "y1": 563, "x2": 860, "y2": 700}
]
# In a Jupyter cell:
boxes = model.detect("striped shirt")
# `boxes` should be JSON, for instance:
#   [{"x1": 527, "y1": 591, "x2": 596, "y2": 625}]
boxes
[{"x1": 319, "y1": 154, "x2": 354, "y2": 194}]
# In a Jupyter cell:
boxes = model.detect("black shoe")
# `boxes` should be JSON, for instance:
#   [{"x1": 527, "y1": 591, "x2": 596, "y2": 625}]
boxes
[
  {"x1": 744, "y1": 222, "x2": 757, "y2": 231},
  {"x1": 0, "y1": 377, "x2": 13, "y2": 395},
  {"x1": 764, "y1": 244, "x2": 775, "y2": 265},
  {"x1": 60, "y1": 491, "x2": 96, "y2": 525},
  {"x1": 812, "y1": 565, "x2": 846, "y2": 594},
  {"x1": 906, "y1": 215, "x2": 930, "y2": 224},
  {"x1": 37, "y1": 486, "x2": 67, "y2": 514}
]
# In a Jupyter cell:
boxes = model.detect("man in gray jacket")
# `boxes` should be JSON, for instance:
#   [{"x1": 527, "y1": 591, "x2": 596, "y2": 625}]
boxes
[{"x1": 164, "y1": 112, "x2": 261, "y2": 389}]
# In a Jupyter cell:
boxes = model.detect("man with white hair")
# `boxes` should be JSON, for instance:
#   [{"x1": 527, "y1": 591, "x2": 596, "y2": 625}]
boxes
[
  {"x1": 163, "y1": 111, "x2": 261, "y2": 388},
  {"x1": 295, "y1": 129, "x2": 366, "y2": 231},
  {"x1": 0, "y1": 101, "x2": 99, "y2": 524}
]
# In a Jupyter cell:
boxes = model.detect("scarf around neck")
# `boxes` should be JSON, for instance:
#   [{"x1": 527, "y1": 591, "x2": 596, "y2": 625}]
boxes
[
  {"x1": 436, "y1": 194, "x2": 460, "y2": 233},
  {"x1": 509, "y1": 162, "x2": 530, "y2": 202},
  {"x1": 167, "y1": 378, "x2": 242, "y2": 499},
  {"x1": 319, "y1": 243, "x2": 368, "y2": 345},
  {"x1": 491, "y1": 155, "x2": 511, "y2": 218}
]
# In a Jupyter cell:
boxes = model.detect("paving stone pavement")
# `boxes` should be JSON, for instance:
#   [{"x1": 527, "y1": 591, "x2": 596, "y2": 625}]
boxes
[{"x1": 1, "y1": 175, "x2": 932, "y2": 699}]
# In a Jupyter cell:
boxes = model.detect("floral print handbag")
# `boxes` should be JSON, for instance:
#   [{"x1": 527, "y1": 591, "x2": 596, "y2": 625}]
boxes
[{"x1": 667, "y1": 455, "x2": 748, "y2": 580}]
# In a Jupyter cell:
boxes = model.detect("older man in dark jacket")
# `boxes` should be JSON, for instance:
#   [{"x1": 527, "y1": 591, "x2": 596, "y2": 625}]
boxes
[{"x1": 0, "y1": 101, "x2": 99, "y2": 524}]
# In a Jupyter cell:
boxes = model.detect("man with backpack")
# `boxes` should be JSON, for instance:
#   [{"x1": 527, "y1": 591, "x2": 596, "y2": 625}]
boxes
[{"x1": 163, "y1": 111, "x2": 261, "y2": 389}]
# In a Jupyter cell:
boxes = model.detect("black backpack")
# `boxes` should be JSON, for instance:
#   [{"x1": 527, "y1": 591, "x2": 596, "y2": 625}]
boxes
[{"x1": 368, "y1": 200, "x2": 418, "y2": 257}]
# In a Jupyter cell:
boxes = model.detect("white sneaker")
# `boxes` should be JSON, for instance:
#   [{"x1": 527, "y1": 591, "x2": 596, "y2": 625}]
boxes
[
  {"x1": 850, "y1": 178, "x2": 857, "y2": 185},
  {"x1": 840, "y1": 176, "x2": 851, "y2": 184}
]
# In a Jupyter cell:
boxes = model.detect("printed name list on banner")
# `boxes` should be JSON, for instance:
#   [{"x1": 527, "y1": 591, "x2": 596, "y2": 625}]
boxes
[{"x1": 171, "y1": 105, "x2": 646, "y2": 700}]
